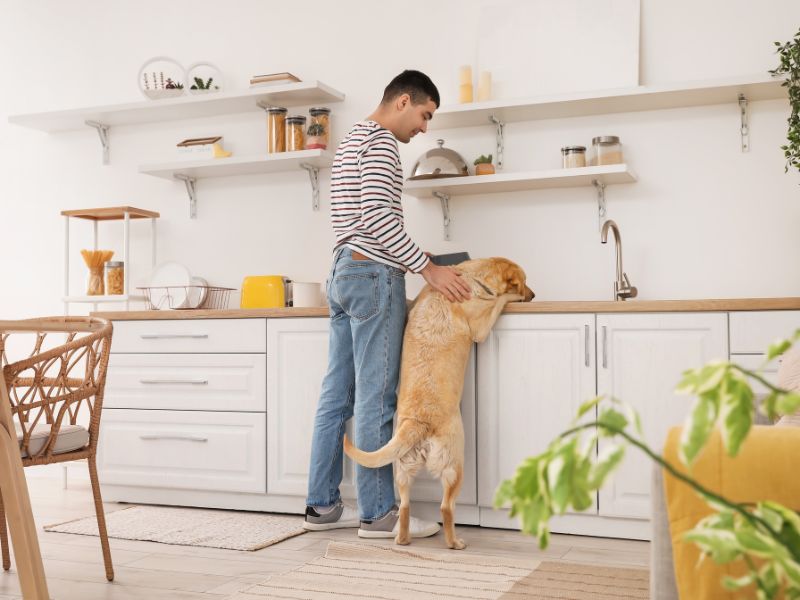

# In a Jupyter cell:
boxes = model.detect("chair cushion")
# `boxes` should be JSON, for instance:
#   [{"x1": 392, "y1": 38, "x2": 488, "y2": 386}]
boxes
[{"x1": 15, "y1": 423, "x2": 89, "y2": 458}]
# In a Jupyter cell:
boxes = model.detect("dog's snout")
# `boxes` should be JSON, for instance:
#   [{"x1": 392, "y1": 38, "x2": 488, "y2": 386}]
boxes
[{"x1": 523, "y1": 286, "x2": 535, "y2": 302}]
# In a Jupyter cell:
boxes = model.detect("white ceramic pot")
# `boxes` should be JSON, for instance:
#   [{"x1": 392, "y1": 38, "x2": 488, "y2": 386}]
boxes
[{"x1": 292, "y1": 281, "x2": 323, "y2": 307}]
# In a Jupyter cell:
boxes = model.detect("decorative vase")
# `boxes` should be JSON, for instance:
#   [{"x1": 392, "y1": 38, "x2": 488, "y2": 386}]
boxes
[{"x1": 475, "y1": 163, "x2": 495, "y2": 176}]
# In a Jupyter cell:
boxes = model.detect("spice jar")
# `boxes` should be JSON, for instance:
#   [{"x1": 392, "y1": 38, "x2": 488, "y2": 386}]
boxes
[
  {"x1": 267, "y1": 107, "x2": 287, "y2": 153},
  {"x1": 591, "y1": 136, "x2": 623, "y2": 165},
  {"x1": 105, "y1": 261, "x2": 124, "y2": 295},
  {"x1": 561, "y1": 146, "x2": 586, "y2": 168},
  {"x1": 286, "y1": 115, "x2": 306, "y2": 152},
  {"x1": 307, "y1": 107, "x2": 331, "y2": 149}
]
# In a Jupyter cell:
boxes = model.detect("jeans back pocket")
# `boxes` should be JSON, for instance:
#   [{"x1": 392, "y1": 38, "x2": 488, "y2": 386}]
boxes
[{"x1": 333, "y1": 272, "x2": 380, "y2": 321}]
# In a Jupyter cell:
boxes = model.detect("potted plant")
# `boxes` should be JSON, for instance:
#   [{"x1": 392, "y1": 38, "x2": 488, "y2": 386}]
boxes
[
  {"x1": 474, "y1": 154, "x2": 494, "y2": 175},
  {"x1": 189, "y1": 76, "x2": 220, "y2": 94},
  {"x1": 769, "y1": 27, "x2": 800, "y2": 174},
  {"x1": 305, "y1": 122, "x2": 327, "y2": 150}
]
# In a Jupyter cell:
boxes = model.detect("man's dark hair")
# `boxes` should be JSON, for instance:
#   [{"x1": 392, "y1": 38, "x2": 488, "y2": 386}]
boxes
[{"x1": 381, "y1": 70, "x2": 440, "y2": 108}]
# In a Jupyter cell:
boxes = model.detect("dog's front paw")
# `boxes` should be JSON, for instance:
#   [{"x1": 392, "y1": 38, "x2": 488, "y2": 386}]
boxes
[
  {"x1": 448, "y1": 538, "x2": 467, "y2": 550},
  {"x1": 395, "y1": 534, "x2": 411, "y2": 546}
]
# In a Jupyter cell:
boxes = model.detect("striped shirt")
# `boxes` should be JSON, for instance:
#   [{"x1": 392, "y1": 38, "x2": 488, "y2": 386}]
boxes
[{"x1": 330, "y1": 120, "x2": 429, "y2": 273}]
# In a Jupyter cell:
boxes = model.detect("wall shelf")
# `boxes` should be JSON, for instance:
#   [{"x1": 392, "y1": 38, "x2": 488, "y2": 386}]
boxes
[
  {"x1": 139, "y1": 150, "x2": 334, "y2": 217},
  {"x1": 405, "y1": 164, "x2": 637, "y2": 240}
]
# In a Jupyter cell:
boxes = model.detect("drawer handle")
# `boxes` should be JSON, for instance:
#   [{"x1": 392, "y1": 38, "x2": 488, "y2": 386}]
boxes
[
  {"x1": 139, "y1": 379, "x2": 209, "y2": 385},
  {"x1": 139, "y1": 434, "x2": 208, "y2": 443},
  {"x1": 140, "y1": 334, "x2": 209, "y2": 339},
  {"x1": 584, "y1": 324, "x2": 590, "y2": 367},
  {"x1": 602, "y1": 326, "x2": 608, "y2": 369}
]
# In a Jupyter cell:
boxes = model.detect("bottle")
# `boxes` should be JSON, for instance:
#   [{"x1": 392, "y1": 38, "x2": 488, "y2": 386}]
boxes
[
  {"x1": 267, "y1": 107, "x2": 287, "y2": 153},
  {"x1": 105, "y1": 261, "x2": 124, "y2": 295},
  {"x1": 286, "y1": 116, "x2": 306, "y2": 152}
]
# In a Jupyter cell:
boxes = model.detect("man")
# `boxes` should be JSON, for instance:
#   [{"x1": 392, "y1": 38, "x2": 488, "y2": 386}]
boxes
[{"x1": 304, "y1": 70, "x2": 472, "y2": 538}]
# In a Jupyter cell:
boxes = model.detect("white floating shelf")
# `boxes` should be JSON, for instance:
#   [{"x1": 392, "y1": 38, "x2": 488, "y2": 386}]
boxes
[
  {"x1": 432, "y1": 75, "x2": 785, "y2": 129},
  {"x1": 8, "y1": 81, "x2": 344, "y2": 133},
  {"x1": 139, "y1": 150, "x2": 334, "y2": 180},
  {"x1": 404, "y1": 164, "x2": 637, "y2": 197},
  {"x1": 63, "y1": 294, "x2": 146, "y2": 303}
]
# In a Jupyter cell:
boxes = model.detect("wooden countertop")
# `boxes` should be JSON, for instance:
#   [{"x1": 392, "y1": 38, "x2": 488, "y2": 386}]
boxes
[{"x1": 92, "y1": 297, "x2": 800, "y2": 320}]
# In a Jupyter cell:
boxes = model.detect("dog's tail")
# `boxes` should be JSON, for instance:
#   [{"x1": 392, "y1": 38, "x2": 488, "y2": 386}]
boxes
[{"x1": 343, "y1": 420, "x2": 428, "y2": 468}]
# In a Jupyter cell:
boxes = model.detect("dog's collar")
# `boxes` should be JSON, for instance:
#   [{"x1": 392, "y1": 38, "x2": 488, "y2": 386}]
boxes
[{"x1": 469, "y1": 278, "x2": 495, "y2": 298}]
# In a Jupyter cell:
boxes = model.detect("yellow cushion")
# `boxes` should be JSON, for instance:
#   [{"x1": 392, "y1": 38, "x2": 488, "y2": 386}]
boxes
[{"x1": 662, "y1": 426, "x2": 800, "y2": 599}]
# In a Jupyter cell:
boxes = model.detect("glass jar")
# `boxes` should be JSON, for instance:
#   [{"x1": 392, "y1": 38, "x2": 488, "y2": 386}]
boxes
[
  {"x1": 105, "y1": 261, "x2": 124, "y2": 295},
  {"x1": 307, "y1": 107, "x2": 331, "y2": 149},
  {"x1": 561, "y1": 145, "x2": 586, "y2": 168},
  {"x1": 286, "y1": 115, "x2": 306, "y2": 152},
  {"x1": 267, "y1": 107, "x2": 287, "y2": 153},
  {"x1": 591, "y1": 136, "x2": 623, "y2": 165},
  {"x1": 86, "y1": 266, "x2": 104, "y2": 296}
]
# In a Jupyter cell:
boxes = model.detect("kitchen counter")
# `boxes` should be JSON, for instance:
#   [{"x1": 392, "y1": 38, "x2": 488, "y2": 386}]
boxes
[{"x1": 92, "y1": 297, "x2": 800, "y2": 320}]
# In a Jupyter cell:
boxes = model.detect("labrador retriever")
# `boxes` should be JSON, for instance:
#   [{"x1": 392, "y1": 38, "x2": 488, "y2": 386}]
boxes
[{"x1": 344, "y1": 257, "x2": 535, "y2": 549}]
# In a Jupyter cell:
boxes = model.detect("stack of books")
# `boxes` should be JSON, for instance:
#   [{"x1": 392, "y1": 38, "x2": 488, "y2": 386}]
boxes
[{"x1": 250, "y1": 72, "x2": 300, "y2": 87}]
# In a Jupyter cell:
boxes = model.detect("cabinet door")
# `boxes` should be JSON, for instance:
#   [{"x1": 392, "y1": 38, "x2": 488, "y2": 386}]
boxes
[
  {"x1": 267, "y1": 318, "x2": 356, "y2": 497},
  {"x1": 477, "y1": 314, "x2": 596, "y2": 508},
  {"x1": 596, "y1": 313, "x2": 728, "y2": 519}
]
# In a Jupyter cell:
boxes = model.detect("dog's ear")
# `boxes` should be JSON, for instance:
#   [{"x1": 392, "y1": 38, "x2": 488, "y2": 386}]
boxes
[{"x1": 501, "y1": 264, "x2": 525, "y2": 295}]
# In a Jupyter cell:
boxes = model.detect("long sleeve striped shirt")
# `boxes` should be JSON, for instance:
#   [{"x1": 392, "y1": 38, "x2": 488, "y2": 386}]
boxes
[{"x1": 330, "y1": 120, "x2": 430, "y2": 273}]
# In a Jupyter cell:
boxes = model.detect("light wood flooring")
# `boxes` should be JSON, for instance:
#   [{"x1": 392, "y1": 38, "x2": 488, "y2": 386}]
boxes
[{"x1": 0, "y1": 477, "x2": 649, "y2": 599}]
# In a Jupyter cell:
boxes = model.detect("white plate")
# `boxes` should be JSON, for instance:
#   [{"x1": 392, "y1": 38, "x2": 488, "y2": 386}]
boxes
[
  {"x1": 180, "y1": 276, "x2": 208, "y2": 309},
  {"x1": 148, "y1": 261, "x2": 192, "y2": 310}
]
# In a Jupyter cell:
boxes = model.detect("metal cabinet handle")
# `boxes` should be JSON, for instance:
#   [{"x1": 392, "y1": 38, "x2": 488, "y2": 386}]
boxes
[
  {"x1": 584, "y1": 325, "x2": 590, "y2": 367},
  {"x1": 139, "y1": 379, "x2": 209, "y2": 385},
  {"x1": 139, "y1": 434, "x2": 208, "y2": 442},
  {"x1": 140, "y1": 334, "x2": 209, "y2": 339},
  {"x1": 602, "y1": 326, "x2": 608, "y2": 369}
]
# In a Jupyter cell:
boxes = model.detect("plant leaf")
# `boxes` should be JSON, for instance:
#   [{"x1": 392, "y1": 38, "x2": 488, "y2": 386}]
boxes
[{"x1": 679, "y1": 394, "x2": 718, "y2": 465}]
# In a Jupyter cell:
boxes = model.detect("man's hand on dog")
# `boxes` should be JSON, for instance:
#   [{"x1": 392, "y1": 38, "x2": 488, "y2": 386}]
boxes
[{"x1": 421, "y1": 262, "x2": 472, "y2": 302}]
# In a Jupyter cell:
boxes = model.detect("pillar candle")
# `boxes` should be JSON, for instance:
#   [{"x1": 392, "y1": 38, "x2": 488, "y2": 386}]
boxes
[{"x1": 477, "y1": 71, "x2": 492, "y2": 102}]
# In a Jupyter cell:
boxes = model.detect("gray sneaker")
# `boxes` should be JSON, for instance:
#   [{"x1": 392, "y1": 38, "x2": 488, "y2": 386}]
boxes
[
  {"x1": 358, "y1": 506, "x2": 440, "y2": 539},
  {"x1": 303, "y1": 500, "x2": 360, "y2": 531}
]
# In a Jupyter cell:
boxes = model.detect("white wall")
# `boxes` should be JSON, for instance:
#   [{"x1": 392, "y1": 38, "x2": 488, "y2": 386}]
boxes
[{"x1": 1, "y1": 0, "x2": 799, "y2": 319}]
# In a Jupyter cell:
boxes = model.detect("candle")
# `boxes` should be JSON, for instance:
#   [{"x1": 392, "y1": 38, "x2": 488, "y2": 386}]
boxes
[
  {"x1": 477, "y1": 71, "x2": 492, "y2": 102},
  {"x1": 458, "y1": 65, "x2": 473, "y2": 103}
]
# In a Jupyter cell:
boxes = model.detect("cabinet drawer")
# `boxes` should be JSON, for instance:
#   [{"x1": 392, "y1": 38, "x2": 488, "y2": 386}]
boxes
[
  {"x1": 730, "y1": 311, "x2": 800, "y2": 354},
  {"x1": 98, "y1": 409, "x2": 266, "y2": 493},
  {"x1": 732, "y1": 354, "x2": 781, "y2": 395},
  {"x1": 111, "y1": 319, "x2": 266, "y2": 353},
  {"x1": 105, "y1": 354, "x2": 266, "y2": 412}
]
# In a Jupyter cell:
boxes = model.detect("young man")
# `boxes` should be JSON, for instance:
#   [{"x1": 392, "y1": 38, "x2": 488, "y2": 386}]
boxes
[{"x1": 304, "y1": 70, "x2": 472, "y2": 538}]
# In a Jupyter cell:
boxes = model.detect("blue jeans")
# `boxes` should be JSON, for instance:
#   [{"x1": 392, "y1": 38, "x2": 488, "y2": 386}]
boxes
[{"x1": 306, "y1": 247, "x2": 406, "y2": 520}]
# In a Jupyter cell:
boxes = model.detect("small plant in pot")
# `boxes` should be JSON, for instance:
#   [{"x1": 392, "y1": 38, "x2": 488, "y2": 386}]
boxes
[
  {"x1": 305, "y1": 122, "x2": 327, "y2": 150},
  {"x1": 474, "y1": 154, "x2": 494, "y2": 175},
  {"x1": 769, "y1": 26, "x2": 800, "y2": 174},
  {"x1": 190, "y1": 76, "x2": 220, "y2": 94}
]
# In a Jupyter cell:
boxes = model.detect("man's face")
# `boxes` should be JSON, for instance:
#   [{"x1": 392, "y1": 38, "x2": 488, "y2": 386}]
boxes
[{"x1": 394, "y1": 95, "x2": 437, "y2": 143}]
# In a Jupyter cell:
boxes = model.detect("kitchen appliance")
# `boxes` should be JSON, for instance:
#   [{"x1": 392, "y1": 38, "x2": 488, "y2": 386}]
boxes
[
  {"x1": 240, "y1": 275, "x2": 293, "y2": 308},
  {"x1": 408, "y1": 139, "x2": 469, "y2": 180},
  {"x1": 292, "y1": 281, "x2": 323, "y2": 307},
  {"x1": 430, "y1": 252, "x2": 471, "y2": 266}
]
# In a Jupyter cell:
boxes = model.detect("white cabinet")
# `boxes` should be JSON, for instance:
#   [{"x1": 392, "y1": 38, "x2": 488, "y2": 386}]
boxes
[
  {"x1": 729, "y1": 311, "x2": 800, "y2": 355},
  {"x1": 596, "y1": 313, "x2": 728, "y2": 519},
  {"x1": 476, "y1": 314, "x2": 596, "y2": 509}
]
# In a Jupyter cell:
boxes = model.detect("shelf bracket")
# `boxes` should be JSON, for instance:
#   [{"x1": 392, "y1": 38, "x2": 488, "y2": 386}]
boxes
[
  {"x1": 593, "y1": 179, "x2": 607, "y2": 231},
  {"x1": 489, "y1": 115, "x2": 505, "y2": 170},
  {"x1": 174, "y1": 175, "x2": 198, "y2": 219},
  {"x1": 300, "y1": 163, "x2": 320, "y2": 211},
  {"x1": 738, "y1": 93, "x2": 750, "y2": 153},
  {"x1": 433, "y1": 191, "x2": 452, "y2": 241},
  {"x1": 85, "y1": 120, "x2": 110, "y2": 165}
]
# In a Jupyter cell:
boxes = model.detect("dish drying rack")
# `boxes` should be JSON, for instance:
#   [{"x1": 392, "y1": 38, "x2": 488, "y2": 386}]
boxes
[{"x1": 137, "y1": 285, "x2": 234, "y2": 310}]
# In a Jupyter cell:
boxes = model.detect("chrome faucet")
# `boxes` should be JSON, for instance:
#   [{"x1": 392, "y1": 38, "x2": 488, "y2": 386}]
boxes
[{"x1": 600, "y1": 219, "x2": 638, "y2": 301}]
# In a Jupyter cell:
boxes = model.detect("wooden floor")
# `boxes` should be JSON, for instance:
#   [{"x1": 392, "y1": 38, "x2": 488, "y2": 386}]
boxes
[{"x1": 0, "y1": 477, "x2": 649, "y2": 599}]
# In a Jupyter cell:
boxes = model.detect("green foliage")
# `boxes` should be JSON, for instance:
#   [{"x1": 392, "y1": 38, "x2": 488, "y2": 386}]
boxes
[
  {"x1": 769, "y1": 28, "x2": 800, "y2": 174},
  {"x1": 495, "y1": 328, "x2": 800, "y2": 597},
  {"x1": 190, "y1": 76, "x2": 216, "y2": 90},
  {"x1": 473, "y1": 154, "x2": 493, "y2": 165}
]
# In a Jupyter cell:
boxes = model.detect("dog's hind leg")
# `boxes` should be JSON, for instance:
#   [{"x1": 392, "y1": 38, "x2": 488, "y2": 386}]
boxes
[
  {"x1": 441, "y1": 464, "x2": 465, "y2": 550},
  {"x1": 395, "y1": 464, "x2": 413, "y2": 546}
]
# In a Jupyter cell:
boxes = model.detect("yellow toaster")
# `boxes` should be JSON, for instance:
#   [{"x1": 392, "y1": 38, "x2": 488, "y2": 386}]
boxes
[{"x1": 240, "y1": 276, "x2": 293, "y2": 308}]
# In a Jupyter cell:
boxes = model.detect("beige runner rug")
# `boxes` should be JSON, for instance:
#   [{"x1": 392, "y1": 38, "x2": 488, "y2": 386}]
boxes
[
  {"x1": 44, "y1": 505, "x2": 306, "y2": 551},
  {"x1": 227, "y1": 541, "x2": 649, "y2": 599}
]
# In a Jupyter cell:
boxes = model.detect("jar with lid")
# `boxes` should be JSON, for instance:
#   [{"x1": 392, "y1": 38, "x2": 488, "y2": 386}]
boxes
[
  {"x1": 591, "y1": 136, "x2": 623, "y2": 165},
  {"x1": 307, "y1": 107, "x2": 331, "y2": 149},
  {"x1": 267, "y1": 107, "x2": 287, "y2": 153},
  {"x1": 286, "y1": 115, "x2": 306, "y2": 152},
  {"x1": 105, "y1": 261, "x2": 124, "y2": 295},
  {"x1": 561, "y1": 145, "x2": 586, "y2": 168}
]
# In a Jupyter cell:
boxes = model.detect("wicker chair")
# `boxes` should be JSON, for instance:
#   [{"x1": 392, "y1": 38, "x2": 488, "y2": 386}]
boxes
[{"x1": 0, "y1": 317, "x2": 114, "y2": 582}]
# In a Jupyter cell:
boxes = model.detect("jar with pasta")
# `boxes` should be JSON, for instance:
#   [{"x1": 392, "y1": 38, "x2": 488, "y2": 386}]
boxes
[
  {"x1": 267, "y1": 107, "x2": 287, "y2": 153},
  {"x1": 307, "y1": 107, "x2": 331, "y2": 149},
  {"x1": 105, "y1": 261, "x2": 125, "y2": 295},
  {"x1": 286, "y1": 115, "x2": 306, "y2": 152}
]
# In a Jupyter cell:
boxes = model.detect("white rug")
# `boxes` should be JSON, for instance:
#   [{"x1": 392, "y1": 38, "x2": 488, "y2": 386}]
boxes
[{"x1": 44, "y1": 505, "x2": 307, "y2": 551}]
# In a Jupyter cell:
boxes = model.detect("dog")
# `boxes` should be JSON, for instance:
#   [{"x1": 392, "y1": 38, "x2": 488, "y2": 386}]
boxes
[{"x1": 344, "y1": 257, "x2": 534, "y2": 549}]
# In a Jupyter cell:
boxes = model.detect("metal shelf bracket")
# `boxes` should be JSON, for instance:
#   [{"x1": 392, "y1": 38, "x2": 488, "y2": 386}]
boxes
[
  {"x1": 300, "y1": 163, "x2": 321, "y2": 211},
  {"x1": 85, "y1": 120, "x2": 110, "y2": 165},
  {"x1": 489, "y1": 115, "x2": 505, "y2": 170},
  {"x1": 738, "y1": 93, "x2": 750, "y2": 153},
  {"x1": 433, "y1": 191, "x2": 452, "y2": 240},
  {"x1": 593, "y1": 179, "x2": 607, "y2": 230},
  {"x1": 174, "y1": 175, "x2": 198, "y2": 219}
]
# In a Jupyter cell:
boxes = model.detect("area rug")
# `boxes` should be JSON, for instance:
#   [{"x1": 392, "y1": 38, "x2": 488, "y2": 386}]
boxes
[
  {"x1": 43, "y1": 505, "x2": 306, "y2": 551},
  {"x1": 226, "y1": 541, "x2": 649, "y2": 599}
]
